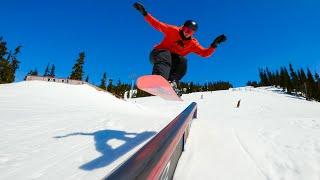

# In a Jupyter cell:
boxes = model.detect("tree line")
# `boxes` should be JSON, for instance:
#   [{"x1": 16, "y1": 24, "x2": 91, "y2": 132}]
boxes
[
  {"x1": 0, "y1": 37, "x2": 91, "y2": 83},
  {"x1": 0, "y1": 36, "x2": 233, "y2": 98},
  {"x1": 0, "y1": 37, "x2": 21, "y2": 84},
  {"x1": 135, "y1": 81, "x2": 233, "y2": 97},
  {"x1": 247, "y1": 64, "x2": 320, "y2": 101}
]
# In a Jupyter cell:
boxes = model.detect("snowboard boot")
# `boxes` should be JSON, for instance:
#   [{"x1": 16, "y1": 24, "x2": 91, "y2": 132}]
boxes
[{"x1": 170, "y1": 81, "x2": 183, "y2": 97}]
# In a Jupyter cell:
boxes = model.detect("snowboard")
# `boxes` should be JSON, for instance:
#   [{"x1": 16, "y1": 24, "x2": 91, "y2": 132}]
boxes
[{"x1": 136, "y1": 75, "x2": 183, "y2": 101}]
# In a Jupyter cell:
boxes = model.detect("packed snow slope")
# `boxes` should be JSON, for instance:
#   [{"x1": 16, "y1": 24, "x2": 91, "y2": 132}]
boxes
[
  {"x1": 133, "y1": 87, "x2": 320, "y2": 180},
  {"x1": 0, "y1": 81, "x2": 183, "y2": 180},
  {"x1": 1, "y1": 81, "x2": 320, "y2": 180},
  {"x1": 171, "y1": 88, "x2": 320, "y2": 180}
]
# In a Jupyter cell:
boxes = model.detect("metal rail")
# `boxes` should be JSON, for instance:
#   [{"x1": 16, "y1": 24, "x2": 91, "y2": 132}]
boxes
[{"x1": 104, "y1": 102, "x2": 197, "y2": 180}]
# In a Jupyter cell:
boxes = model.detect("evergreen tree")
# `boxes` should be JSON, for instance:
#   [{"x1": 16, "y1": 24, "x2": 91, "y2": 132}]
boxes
[
  {"x1": 189, "y1": 82, "x2": 195, "y2": 93},
  {"x1": 108, "y1": 79, "x2": 113, "y2": 92},
  {"x1": 9, "y1": 46, "x2": 22, "y2": 82},
  {"x1": 70, "y1": 52, "x2": 85, "y2": 80},
  {"x1": 279, "y1": 67, "x2": 286, "y2": 89},
  {"x1": 255, "y1": 65, "x2": 319, "y2": 101},
  {"x1": 298, "y1": 69, "x2": 307, "y2": 96},
  {"x1": 0, "y1": 37, "x2": 9, "y2": 83},
  {"x1": 289, "y1": 63, "x2": 299, "y2": 93},
  {"x1": 247, "y1": 81, "x2": 258, "y2": 87},
  {"x1": 116, "y1": 79, "x2": 121, "y2": 95},
  {"x1": 306, "y1": 68, "x2": 316, "y2": 100},
  {"x1": 49, "y1": 64, "x2": 55, "y2": 77},
  {"x1": 0, "y1": 58, "x2": 11, "y2": 83},
  {"x1": 85, "y1": 75, "x2": 89, "y2": 82},
  {"x1": 34, "y1": 69, "x2": 39, "y2": 76},
  {"x1": 315, "y1": 72, "x2": 320, "y2": 82},
  {"x1": 27, "y1": 69, "x2": 39, "y2": 76},
  {"x1": 99, "y1": 73, "x2": 107, "y2": 90},
  {"x1": 315, "y1": 72, "x2": 320, "y2": 83},
  {"x1": 274, "y1": 70, "x2": 280, "y2": 87},
  {"x1": 283, "y1": 67, "x2": 292, "y2": 93},
  {"x1": 265, "y1": 67, "x2": 274, "y2": 85},
  {"x1": 315, "y1": 72, "x2": 320, "y2": 101},
  {"x1": 208, "y1": 81, "x2": 233, "y2": 90},
  {"x1": 43, "y1": 63, "x2": 50, "y2": 76},
  {"x1": 0, "y1": 37, "x2": 21, "y2": 83},
  {"x1": 259, "y1": 68, "x2": 269, "y2": 86}
]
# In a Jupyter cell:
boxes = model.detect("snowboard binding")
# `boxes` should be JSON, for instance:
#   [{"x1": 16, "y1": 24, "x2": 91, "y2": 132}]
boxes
[{"x1": 170, "y1": 81, "x2": 183, "y2": 97}]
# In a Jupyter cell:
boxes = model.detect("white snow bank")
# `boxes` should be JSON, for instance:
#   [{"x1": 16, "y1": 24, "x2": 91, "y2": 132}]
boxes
[
  {"x1": 0, "y1": 81, "x2": 186, "y2": 179},
  {"x1": 173, "y1": 87, "x2": 320, "y2": 180},
  {"x1": 1, "y1": 82, "x2": 320, "y2": 180}
]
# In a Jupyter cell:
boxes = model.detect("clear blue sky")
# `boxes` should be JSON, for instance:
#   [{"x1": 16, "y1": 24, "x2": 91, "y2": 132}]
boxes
[{"x1": 1, "y1": 0, "x2": 320, "y2": 87}]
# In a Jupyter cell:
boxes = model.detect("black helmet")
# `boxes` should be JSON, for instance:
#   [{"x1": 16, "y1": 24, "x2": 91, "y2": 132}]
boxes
[{"x1": 183, "y1": 20, "x2": 198, "y2": 31}]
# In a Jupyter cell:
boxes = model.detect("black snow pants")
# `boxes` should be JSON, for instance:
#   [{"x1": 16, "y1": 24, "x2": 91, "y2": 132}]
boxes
[{"x1": 149, "y1": 49, "x2": 187, "y2": 82}]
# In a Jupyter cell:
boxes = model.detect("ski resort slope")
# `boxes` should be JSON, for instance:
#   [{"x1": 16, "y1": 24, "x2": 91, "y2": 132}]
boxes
[
  {"x1": 1, "y1": 81, "x2": 320, "y2": 180},
  {"x1": 0, "y1": 81, "x2": 182, "y2": 180},
  {"x1": 172, "y1": 88, "x2": 320, "y2": 180},
  {"x1": 135, "y1": 88, "x2": 320, "y2": 180}
]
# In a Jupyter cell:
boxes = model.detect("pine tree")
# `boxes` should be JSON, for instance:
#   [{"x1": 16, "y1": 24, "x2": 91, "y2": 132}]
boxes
[
  {"x1": 265, "y1": 67, "x2": 273, "y2": 85},
  {"x1": 315, "y1": 72, "x2": 320, "y2": 101},
  {"x1": 99, "y1": 73, "x2": 107, "y2": 90},
  {"x1": 27, "y1": 70, "x2": 33, "y2": 76},
  {"x1": 85, "y1": 75, "x2": 89, "y2": 82},
  {"x1": 247, "y1": 81, "x2": 258, "y2": 87},
  {"x1": 279, "y1": 67, "x2": 285, "y2": 89},
  {"x1": 0, "y1": 58, "x2": 11, "y2": 83},
  {"x1": 306, "y1": 68, "x2": 316, "y2": 100},
  {"x1": 283, "y1": 67, "x2": 292, "y2": 94},
  {"x1": 108, "y1": 79, "x2": 113, "y2": 92},
  {"x1": 259, "y1": 68, "x2": 269, "y2": 86},
  {"x1": 0, "y1": 37, "x2": 21, "y2": 83},
  {"x1": 315, "y1": 72, "x2": 320, "y2": 82},
  {"x1": 49, "y1": 64, "x2": 55, "y2": 77},
  {"x1": 43, "y1": 63, "x2": 50, "y2": 76},
  {"x1": 289, "y1": 64, "x2": 299, "y2": 93},
  {"x1": 279, "y1": 67, "x2": 291, "y2": 93},
  {"x1": 27, "y1": 69, "x2": 39, "y2": 76},
  {"x1": 116, "y1": 79, "x2": 121, "y2": 95},
  {"x1": 70, "y1": 52, "x2": 85, "y2": 80},
  {"x1": 189, "y1": 82, "x2": 195, "y2": 93},
  {"x1": 274, "y1": 70, "x2": 280, "y2": 87},
  {"x1": 0, "y1": 37, "x2": 9, "y2": 83},
  {"x1": 8, "y1": 46, "x2": 22, "y2": 82},
  {"x1": 298, "y1": 69, "x2": 307, "y2": 96}
]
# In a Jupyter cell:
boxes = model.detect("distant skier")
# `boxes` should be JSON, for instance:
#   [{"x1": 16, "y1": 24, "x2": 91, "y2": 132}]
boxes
[{"x1": 133, "y1": 2, "x2": 227, "y2": 92}]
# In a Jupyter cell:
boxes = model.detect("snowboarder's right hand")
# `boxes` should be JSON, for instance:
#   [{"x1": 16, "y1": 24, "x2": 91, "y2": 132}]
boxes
[{"x1": 133, "y1": 2, "x2": 147, "y2": 16}]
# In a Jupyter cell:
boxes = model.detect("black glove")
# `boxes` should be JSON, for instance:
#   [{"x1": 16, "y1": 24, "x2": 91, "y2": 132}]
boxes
[
  {"x1": 133, "y1": 2, "x2": 147, "y2": 16},
  {"x1": 211, "y1": 34, "x2": 227, "y2": 48}
]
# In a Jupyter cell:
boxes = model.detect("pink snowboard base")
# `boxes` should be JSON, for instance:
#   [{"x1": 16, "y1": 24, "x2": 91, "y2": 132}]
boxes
[{"x1": 136, "y1": 75, "x2": 183, "y2": 101}]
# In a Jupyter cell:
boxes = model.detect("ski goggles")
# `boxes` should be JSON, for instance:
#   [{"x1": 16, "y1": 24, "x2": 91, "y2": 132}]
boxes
[{"x1": 182, "y1": 26, "x2": 195, "y2": 34}]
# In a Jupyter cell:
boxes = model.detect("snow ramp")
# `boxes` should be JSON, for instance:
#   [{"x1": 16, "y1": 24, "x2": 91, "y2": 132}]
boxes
[{"x1": 0, "y1": 81, "x2": 195, "y2": 179}]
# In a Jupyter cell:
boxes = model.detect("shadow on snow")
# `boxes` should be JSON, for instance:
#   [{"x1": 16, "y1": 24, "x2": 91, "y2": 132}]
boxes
[{"x1": 54, "y1": 129, "x2": 156, "y2": 171}]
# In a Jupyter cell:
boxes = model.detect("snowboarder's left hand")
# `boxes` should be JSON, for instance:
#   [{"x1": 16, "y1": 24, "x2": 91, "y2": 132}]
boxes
[
  {"x1": 211, "y1": 34, "x2": 227, "y2": 48},
  {"x1": 133, "y1": 2, "x2": 148, "y2": 16}
]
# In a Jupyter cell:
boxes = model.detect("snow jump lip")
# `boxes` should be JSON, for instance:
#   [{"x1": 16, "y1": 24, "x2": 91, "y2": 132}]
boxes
[{"x1": 104, "y1": 102, "x2": 197, "y2": 180}]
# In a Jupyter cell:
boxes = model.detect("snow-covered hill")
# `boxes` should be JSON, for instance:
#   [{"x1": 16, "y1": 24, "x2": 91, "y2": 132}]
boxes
[
  {"x1": 172, "y1": 88, "x2": 320, "y2": 180},
  {"x1": 1, "y1": 81, "x2": 320, "y2": 180}
]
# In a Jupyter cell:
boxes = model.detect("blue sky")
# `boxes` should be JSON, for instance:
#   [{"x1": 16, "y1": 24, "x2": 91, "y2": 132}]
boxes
[{"x1": 1, "y1": 0, "x2": 320, "y2": 87}]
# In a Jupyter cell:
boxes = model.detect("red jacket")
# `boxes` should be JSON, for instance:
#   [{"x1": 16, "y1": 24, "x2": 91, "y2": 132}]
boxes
[{"x1": 145, "y1": 14, "x2": 215, "y2": 57}]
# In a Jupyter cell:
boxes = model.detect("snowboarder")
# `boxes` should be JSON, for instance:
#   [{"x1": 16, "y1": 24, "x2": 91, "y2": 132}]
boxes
[{"x1": 133, "y1": 2, "x2": 227, "y2": 94}]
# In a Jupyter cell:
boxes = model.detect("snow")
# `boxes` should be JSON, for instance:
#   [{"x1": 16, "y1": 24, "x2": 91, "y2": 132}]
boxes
[
  {"x1": 1, "y1": 81, "x2": 320, "y2": 180},
  {"x1": 172, "y1": 88, "x2": 320, "y2": 180}
]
